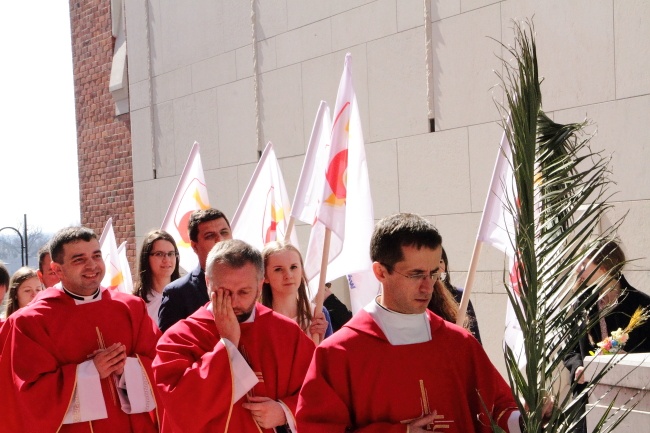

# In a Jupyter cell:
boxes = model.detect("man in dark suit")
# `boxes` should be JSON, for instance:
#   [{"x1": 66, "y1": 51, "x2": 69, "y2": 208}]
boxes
[{"x1": 158, "y1": 208, "x2": 232, "y2": 332}]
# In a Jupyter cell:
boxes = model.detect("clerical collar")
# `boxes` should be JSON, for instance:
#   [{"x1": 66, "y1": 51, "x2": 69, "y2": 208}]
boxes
[
  {"x1": 364, "y1": 296, "x2": 431, "y2": 345},
  {"x1": 62, "y1": 286, "x2": 102, "y2": 304}
]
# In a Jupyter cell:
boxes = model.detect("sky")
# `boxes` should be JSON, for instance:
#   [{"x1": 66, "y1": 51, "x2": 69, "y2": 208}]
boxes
[{"x1": 0, "y1": 3, "x2": 80, "y2": 235}]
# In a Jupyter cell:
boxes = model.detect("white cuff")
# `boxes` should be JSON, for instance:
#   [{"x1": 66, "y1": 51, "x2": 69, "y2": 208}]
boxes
[
  {"x1": 117, "y1": 357, "x2": 156, "y2": 414},
  {"x1": 507, "y1": 411, "x2": 522, "y2": 433},
  {"x1": 221, "y1": 338, "x2": 259, "y2": 403},
  {"x1": 277, "y1": 399, "x2": 296, "y2": 433},
  {"x1": 63, "y1": 360, "x2": 107, "y2": 424}
]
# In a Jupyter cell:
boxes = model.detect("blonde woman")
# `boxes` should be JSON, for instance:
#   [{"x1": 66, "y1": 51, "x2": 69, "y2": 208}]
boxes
[{"x1": 261, "y1": 241, "x2": 333, "y2": 339}]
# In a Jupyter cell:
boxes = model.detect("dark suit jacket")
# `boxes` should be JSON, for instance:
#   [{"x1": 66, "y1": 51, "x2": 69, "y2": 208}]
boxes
[
  {"x1": 450, "y1": 286, "x2": 482, "y2": 344},
  {"x1": 158, "y1": 266, "x2": 208, "y2": 332},
  {"x1": 323, "y1": 293, "x2": 353, "y2": 332}
]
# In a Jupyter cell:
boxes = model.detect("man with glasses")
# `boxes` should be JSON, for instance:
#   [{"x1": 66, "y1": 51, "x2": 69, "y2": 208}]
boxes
[{"x1": 297, "y1": 213, "x2": 523, "y2": 432}]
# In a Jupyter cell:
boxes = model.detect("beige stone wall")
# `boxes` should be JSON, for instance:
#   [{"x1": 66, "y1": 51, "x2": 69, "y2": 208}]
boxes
[{"x1": 124, "y1": 0, "x2": 650, "y2": 375}]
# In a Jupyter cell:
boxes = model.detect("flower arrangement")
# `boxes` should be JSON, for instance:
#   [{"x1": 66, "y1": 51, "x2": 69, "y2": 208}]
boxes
[{"x1": 594, "y1": 306, "x2": 650, "y2": 355}]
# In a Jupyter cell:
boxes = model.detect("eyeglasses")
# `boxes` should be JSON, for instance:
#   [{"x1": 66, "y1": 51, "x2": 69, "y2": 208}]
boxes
[
  {"x1": 149, "y1": 251, "x2": 179, "y2": 259},
  {"x1": 387, "y1": 266, "x2": 442, "y2": 283}
]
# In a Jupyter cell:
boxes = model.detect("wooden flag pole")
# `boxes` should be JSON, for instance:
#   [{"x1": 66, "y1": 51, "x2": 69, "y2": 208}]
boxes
[
  {"x1": 284, "y1": 216, "x2": 296, "y2": 242},
  {"x1": 456, "y1": 240, "x2": 483, "y2": 327},
  {"x1": 311, "y1": 228, "x2": 332, "y2": 344}
]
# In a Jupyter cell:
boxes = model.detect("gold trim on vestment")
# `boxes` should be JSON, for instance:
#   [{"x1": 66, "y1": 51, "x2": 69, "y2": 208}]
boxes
[
  {"x1": 56, "y1": 374, "x2": 78, "y2": 433},
  {"x1": 135, "y1": 353, "x2": 160, "y2": 427},
  {"x1": 224, "y1": 339, "x2": 235, "y2": 433}
]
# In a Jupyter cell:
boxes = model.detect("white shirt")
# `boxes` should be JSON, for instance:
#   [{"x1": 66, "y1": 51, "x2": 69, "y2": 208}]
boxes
[{"x1": 146, "y1": 290, "x2": 163, "y2": 324}]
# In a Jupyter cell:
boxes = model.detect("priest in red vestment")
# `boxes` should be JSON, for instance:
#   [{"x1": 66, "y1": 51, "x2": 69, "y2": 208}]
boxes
[
  {"x1": 0, "y1": 227, "x2": 161, "y2": 433},
  {"x1": 297, "y1": 213, "x2": 522, "y2": 433},
  {"x1": 153, "y1": 239, "x2": 315, "y2": 433}
]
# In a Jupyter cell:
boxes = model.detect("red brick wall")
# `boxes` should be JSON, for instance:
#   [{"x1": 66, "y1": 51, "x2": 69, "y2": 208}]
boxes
[{"x1": 69, "y1": 0, "x2": 136, "y2": 268}]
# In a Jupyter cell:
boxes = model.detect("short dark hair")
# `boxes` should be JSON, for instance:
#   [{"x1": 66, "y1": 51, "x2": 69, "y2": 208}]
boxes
[
  {"x1": 188, "y1": 208, "x2": 230, "y2": 243},
  {"x1": 0, "y1": 262, "x2": 9, "y2": 288},
  {"x1": 134, "y1": 230, "x2": 181, "y2": 302},
  {"x1": 370, "y1": 213, "x2": 443, "y2": 270},
  {"x1": 586, "y1": 240, "x2": 626, "y2": 274},
  {"x1": 50, "y1": 227, "x2": 98, "y2": 264},
  {"x1": 205, "y1": 239, "x2": 263, "y2": 281},
  {"x1": 38, "y1": 243, "x2": 52, "y2": 273}
]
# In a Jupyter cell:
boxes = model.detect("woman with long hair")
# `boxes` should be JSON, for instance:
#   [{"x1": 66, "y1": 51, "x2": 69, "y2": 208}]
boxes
[
  {"x1": 564, "y1": 239, "x2": 650, "y2": 433},
  {"x1": 427, "y1": 248, "x2": 481, "y2": 342},
  {"x1": 4, "y1": 267, "x2": 41, "y2": 318},
  {"x1": 134, "y1": 230, "x2": 181, "y2": 323},
  {"x1": 261, "y1": 241, "x2": 333, "y2": 340}
]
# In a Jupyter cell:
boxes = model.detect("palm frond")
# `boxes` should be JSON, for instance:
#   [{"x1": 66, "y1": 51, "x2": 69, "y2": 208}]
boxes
[{"x1": 494, "y1": 19, "x2": 639, "y2": 432}]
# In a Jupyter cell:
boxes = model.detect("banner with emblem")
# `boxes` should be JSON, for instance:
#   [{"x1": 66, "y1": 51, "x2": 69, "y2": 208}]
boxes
[
  {"x1": 231, "y1": 142, "x2": 298, "y2": 251},
  {"x1": 161, "y1": 141, "x2": 210, "y2": 272},
  {"x1": 98, "y1": 218, "x2": 130, "y2": 293}
]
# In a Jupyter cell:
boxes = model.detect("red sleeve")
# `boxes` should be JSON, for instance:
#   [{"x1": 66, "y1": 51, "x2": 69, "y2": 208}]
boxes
[
  {"x1": 297, "y1": 344, "x2": 407, "y2": 433},
  {"x1": 276, "y1": 327, "x2": 317, "y2": 418},
  {"x1": 4, "y1": 316, "x2": 77, "y2": 432},
  {"x1": 469, "y1": 340, "x2": 519, "y2": 433},
  {"x1": 0, "y1": 319, "x2": 24, "y2": 432},
  {"x1": 153, "y1": 326, "x2": 235, "y2": 432}
]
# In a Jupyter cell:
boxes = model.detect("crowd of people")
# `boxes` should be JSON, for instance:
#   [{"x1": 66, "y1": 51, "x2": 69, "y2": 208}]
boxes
[{"x1": 0, "y1": 208, "x2": 647, "y2": 432}]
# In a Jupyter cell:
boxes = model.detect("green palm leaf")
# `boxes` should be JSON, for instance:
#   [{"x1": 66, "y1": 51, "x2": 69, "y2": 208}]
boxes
[{"x1": 493, "y1": 20, "x2": 643, "y2": 432}]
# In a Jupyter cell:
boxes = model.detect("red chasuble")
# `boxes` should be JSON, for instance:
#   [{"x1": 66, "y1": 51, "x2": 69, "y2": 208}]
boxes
[
  {"x1": 297, "y1": 309, "x2": 518, "y2": 433},
  {"x1": 153, "y1": 302, "x2": 315, "y2": 433},
  {"x1": 0, "y1": 287, "x2": 162, "y2": 433}
]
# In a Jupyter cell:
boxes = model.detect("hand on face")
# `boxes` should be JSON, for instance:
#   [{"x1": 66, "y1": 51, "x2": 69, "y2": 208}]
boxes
[
  {"x1": 212, "y1": 289, "x2": 241, "y2": 347},
  {"x1": 242, "y1": 396, "x2": 287, "y2": 429}
]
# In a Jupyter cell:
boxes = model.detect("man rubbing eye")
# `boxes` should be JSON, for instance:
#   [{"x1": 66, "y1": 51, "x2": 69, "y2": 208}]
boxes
[{"x1": 153, "y1": 239, "x2": 315, "y2": 433}]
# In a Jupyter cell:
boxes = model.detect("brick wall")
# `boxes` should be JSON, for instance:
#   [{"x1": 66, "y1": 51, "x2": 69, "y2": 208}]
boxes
[{"x1": 69, "y1": 0, "x2": 135, "y2": 268}]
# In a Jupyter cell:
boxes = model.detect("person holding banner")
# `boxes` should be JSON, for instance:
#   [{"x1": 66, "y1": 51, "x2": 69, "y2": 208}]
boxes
[
  {"x1": 134, "y1": 230, "x2": 181, "y2": 324},
  {"x1": 158, "y1": 208, "x2": 232, "y2": 332},
  {"x1": 261, "y1": 241, "x2": 333, "y2": 340},
  {"x1": 153, "y1": 239, "x2": 315, "y2": 433},
  {"x1": 297, "y1": 213, "x2": 522, "y2": 432}
]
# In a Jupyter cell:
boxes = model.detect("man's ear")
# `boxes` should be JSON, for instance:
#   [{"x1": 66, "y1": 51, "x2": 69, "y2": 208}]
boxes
[
  {"x1": 51, "y1": 261, "x2": 64, "y2": 280},
  {"x1": 190, "y1": 240, "x2": 198, "y2": 255},
  {"x1": 372, "y1": 262, "x2": 387, "y2": 282}
]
